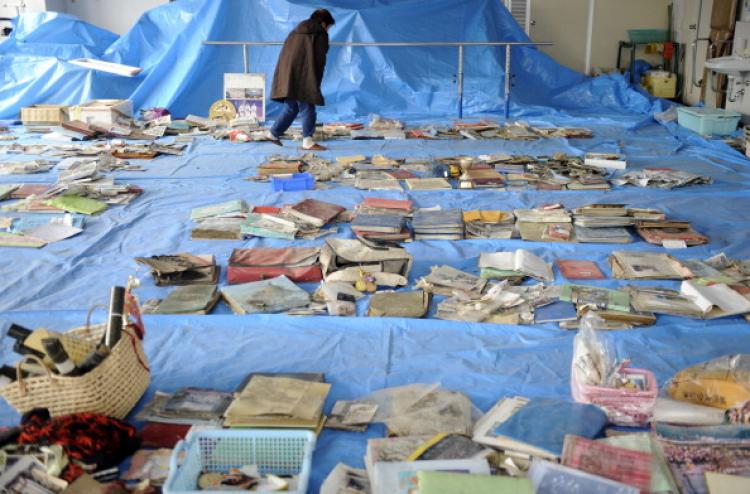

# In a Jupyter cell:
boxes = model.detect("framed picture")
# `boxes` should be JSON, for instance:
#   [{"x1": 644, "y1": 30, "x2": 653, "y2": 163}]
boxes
[{"x1": 224, "y1": 73, "x2": 266, "y2": 122}]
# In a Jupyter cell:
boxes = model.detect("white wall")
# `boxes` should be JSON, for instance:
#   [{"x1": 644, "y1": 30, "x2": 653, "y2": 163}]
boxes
[
  {"x1": 531, "y1": 0, "x2": 589, "y2": 72},
  {"x1": 0, "y1": 0, "x2": 164, "y2": 33},
  {"x1": 58, "y1": 0, "x2": 167, "y2": 34},
  {"x1": 530, "y1": 0, "x2": 671, "y2": 74},
  {"x1": 0, "y1": 0, "x2": 51, "y2": 18}
]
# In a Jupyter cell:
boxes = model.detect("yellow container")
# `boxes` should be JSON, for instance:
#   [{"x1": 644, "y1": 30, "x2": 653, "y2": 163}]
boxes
[
  {"x1": 642, "y1": 71, "x2": 677, "y2": 99},
  {"x1": 20, "y1": 104, "x2": 69, "y2": 126}
]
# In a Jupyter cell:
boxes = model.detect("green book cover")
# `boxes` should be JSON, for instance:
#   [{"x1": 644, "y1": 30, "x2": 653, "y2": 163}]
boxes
[
  {"x1": 154, "y1": 285, "x2": 218, "y2": 314},
  {"x1": 46, "y1": 195, "x2": 107, "y2": 215},
  {"x1": 560, "y1": 284, "x2": 630, "y2": 313},
  {"x1": 190, "y1": 200, "x2": 247, "y2": 221},
  {"x1": 240, "y1": 215, "x2": 297, "y2": 240},
  {"x1": 417, "y1": 471, "x2": 533, "y2": 494}
]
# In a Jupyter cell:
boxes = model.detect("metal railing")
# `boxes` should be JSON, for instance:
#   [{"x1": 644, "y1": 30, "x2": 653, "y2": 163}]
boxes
[{"x1": 203, "y1": 40, "x2": 552, "y2": 119}]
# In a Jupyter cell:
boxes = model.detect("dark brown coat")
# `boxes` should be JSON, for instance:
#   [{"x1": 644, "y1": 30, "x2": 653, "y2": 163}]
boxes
[{"x1": 271, "y1": 19, "x2": 329, "y2": 106}]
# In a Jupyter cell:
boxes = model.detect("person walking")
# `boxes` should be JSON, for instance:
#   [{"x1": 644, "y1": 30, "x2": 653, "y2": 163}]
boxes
[{"x1": 267, "y1": 8, "x2": 335, "y2": 151}]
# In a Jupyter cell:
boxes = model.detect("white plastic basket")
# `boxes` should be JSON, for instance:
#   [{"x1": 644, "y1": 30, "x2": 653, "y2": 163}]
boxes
[{"x1": 163, "y1": 429, "x2": 316, "y2": 494}]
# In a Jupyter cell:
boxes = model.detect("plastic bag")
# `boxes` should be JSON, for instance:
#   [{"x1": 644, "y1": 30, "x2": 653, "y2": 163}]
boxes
[
  {"x1": 666, "y1": 354, "x2": 750, "y2": 410},
  {"x1": 571, "y1": 312, "x2": 657, "y2": 426},
  {"x1": 320, "y1": 282, "x2": 362, "y2": 317},
  {"x1": 367, "y1": 114, "x2": 404, "y2": 131},
  {"x1": 360, "y1": 384, "x2": 476, "y2": 437},
  {"x1": 571, "y1": 312, "x2": 618, "y2": 387}
]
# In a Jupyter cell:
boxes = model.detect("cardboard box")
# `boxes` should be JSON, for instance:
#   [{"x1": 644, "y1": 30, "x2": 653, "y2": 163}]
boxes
[
  {"x1": 69, "y1": 99, "x2": 133, "y2": 126},
  {"x1": 642, "y1": 71, "x2": 677, "y2": 99},
  {"x1": 20, "y1": 104, "x2": 69, "y2": 126}
]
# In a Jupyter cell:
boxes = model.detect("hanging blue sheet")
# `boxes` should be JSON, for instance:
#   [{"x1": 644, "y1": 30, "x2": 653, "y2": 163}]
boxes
[{"x1": 0, "y1": 0, "x2": 664, "y2": 120}]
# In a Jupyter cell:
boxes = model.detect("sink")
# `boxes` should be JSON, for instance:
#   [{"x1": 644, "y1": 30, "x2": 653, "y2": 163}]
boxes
[{"x1": 704, "y1": 56, "x2": 750, "y2": 76}]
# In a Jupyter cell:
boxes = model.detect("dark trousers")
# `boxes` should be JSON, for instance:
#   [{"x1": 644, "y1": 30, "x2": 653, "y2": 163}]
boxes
[{"x1": 270, "y1": 99, "x2": 316, "y2": 138}]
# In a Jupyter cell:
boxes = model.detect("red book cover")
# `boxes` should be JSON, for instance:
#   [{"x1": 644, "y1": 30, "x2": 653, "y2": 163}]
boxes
[
  {"x1": 562, "y1": 435, "x2": 652, "y2": 493},
  {"x1": 360, "y1": 198, "x2": 413, "y2": 211},
  {"x1": 253, "y1": 206, "x2": 281, "y2": 214},
  {"x1": 138, "y1": 422, "x2": 191, "y2": 449},
  {"x1": 556, "y1": 260, "x2": 606, "y2": 280},
  {"x1": 289, "y1": 199, "x2": 345, "y2": 226}
]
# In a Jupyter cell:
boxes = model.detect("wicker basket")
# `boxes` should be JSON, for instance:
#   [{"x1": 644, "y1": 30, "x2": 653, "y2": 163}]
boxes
[{"x1": 0, "y1": 323, "x2": 149, "y2": 419}]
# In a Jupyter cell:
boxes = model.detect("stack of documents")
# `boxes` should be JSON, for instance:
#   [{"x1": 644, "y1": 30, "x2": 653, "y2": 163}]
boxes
[
  {"x1": 464, "y1": 210, "x2": 515, "y2": 239},
  {"x1": 610, "y1": 251, "x2": 692, "y2": 280},
  {"x1": 479, "y1": 250, "x2": 554, "y2": 282},
  {"x1": 562, "y1": 283, "x2": 656, "y2": 326},
  {"x1": 411, "y1": 209, "x2": 464, "y2": 240},
  {"x1": 514, "y1": 206, "x2": 573, "y2": 242},
  {"x1": 416, "y1": 265, "x2": 486, "y2": 297},
  {"x1": 224, "y1": 375, "x2": 330, "y2": 429}
]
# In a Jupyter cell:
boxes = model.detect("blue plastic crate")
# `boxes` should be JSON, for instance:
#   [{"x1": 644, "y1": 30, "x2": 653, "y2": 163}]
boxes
[
  {"x1": 677, "y1": 107, "x2": 741, "y2": 136},
  {"x1": 163, "y1": 429, "x2": 316, "y2": 494},
  {"x1": 271, "y1": 173, "x2": 315, "y2": 192}
]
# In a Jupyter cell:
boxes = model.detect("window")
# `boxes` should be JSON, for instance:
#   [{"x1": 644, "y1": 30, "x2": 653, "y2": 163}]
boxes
[{"x1": 504, "y1": 0, "x2": 531, "y2": 34}]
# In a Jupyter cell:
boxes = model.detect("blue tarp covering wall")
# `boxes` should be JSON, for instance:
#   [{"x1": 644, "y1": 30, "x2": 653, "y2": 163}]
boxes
[
  {"x1": 1, "y1": 1, "x2": 749, "y2": 492},
  {"x1": 0, "y1": 0, "x2": 664, "y2": 120}
]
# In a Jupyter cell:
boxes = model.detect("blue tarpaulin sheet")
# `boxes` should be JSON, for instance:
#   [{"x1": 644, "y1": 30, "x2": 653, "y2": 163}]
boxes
[
  {"x1": 0, "y1": 0, "x2": 666, "y2": 120},
  {"x1": 1, "y1": 1, "x2": 749, "y2": 492}
]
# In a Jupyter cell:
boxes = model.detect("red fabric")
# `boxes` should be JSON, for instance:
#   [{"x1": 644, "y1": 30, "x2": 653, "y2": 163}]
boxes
[
  {"x1": 663, "y1": 42, "x2": 674, "y2": 60},
  {"x1": 18, "y1": 409, "x2": 138, "y2": 482}
]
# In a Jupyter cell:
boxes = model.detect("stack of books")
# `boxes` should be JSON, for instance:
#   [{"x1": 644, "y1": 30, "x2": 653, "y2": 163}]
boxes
[
  {"x1": 411, "y1": 209, "x2": 464, "y2": 240},
  {"x1": 404, "y1": 177, "x2": 452, "y2": 190},
  {"x1": 287, "y1": 198, "x2": 345, "y2": 228},
  {"x1": 356, "y1": 197, "x2": 413, "y2": 216},
  {"x1": 220, "y1": 276, "x2": 311, "y2": 315},
  {"x1": 224, "y1": 375, "x2": 330, "y2": 429},
  {"x1": 635, "y1": 218, "x2": 709, "y2": 247},
  {"x1": 152, "y1": 285, "x2": 219, "y2": 314},
  {"x1": 135, "y1": 253, "x2": 219, "y2": 286},
  {"x1": 190, "y1": 199, "x2": 249, "y2": 240},
  {"x1": 458, "y1": 166, "x2": 505, "y2": 189},
  {"x1": 464, "y1": 210, "x2": 515, "y2": 239},
  {"x1": 351, "y1": 214, "x2": 410, "y2": 242},
  {"x1": 572, "y1": 204, "x2": 633, "y2": 243},
  {"x1": 241, "y1": 213, "x2": 298, "y2": 240},
  {"x1": 513, "y1": 206, "x2": 573, "y2": 242},
  {"x1": 190, "y1": 199, "x2": 248, "y2": 221},
  {"x1": 136, "y1": 387, "x2": 233, "y2": 426},
  {"x1": 258, "y1": 159, "x2": 304, "y2": 177}
]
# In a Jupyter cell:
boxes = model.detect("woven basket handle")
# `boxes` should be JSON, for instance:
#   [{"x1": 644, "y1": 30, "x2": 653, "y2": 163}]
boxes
[{"x1": 15, "y1": 355, "x2": 54, "y2": 395}]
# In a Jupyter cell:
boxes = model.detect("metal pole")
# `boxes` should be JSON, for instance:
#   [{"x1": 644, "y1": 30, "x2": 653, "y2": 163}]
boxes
[
  {"x1": 204, "y1": 41, "x2": 553, "y2": 47},
  {"x1": 457, "y1": 45, "x2": 464, "y2": 119},
  {"x1": 242, "y1": 45, "x2": 249, "y2": 73},
  {"x1": 504, "y1": 44, "x2": 512, "y2": 121}
]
